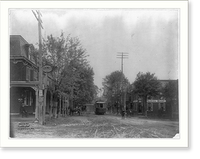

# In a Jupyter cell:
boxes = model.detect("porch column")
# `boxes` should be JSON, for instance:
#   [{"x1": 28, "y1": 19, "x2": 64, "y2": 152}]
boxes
[
  {"x1": 43, "y1": 88, "x2": 47, "y2": 123},
  {"x1": 59, "y1": 96, "x2": 61, "y2": 117},
  {"x1": 61, "y1": 96, "x2": 64, "y2": 117},
  {"x1": 63, "y1": 97, "x2": 65, "y2": 116},
  {"x1": 66, "y1": 99, "x2": 69, "y2": 116},
  {"x1": 64, "y1": 97, "x2": 66, "y2": 117},
  {"x1": 54, "y1": 100, "x2": 58, "y2": 118},
  {"x1": 34, "y1": 88, "x2": 39, "y2": 120},
  {"x1": 49, "y1": 92, "x2": 53, "y2": 119},
  {"x1": 61, "y1": 96, "x2": 63, "y2": 116}
]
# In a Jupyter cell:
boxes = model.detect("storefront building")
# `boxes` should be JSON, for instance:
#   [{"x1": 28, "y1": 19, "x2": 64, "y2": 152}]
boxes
[
  {"x1": 127, "y1": 80, "x2": 179, "y2": 119},
  {"x1": 131, "y1": 99, "x2": 167, "y2": 117}
]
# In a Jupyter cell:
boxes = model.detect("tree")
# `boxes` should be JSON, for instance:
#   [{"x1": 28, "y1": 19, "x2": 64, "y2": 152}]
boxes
[
  {"x1": 42, "y1": 33, "x2": 67, "y2": 94},
  {"x1": 60, "y1": 64, "x2": 96, "y2": 106},
  {"x1": 42, "y1": 32, "x2": 96, "y2": 107},
  {"x1": 133, "y1": 72, "x2": 161, "y2": 117},
  {"x1": 103, "y1": 71, "x2": 129, "y2": 113}
]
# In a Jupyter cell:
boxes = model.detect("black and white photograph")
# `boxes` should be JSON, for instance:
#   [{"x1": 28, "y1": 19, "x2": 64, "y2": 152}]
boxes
[{"x1": 0, "y1": 0, "x2": 189, "y2": 148}]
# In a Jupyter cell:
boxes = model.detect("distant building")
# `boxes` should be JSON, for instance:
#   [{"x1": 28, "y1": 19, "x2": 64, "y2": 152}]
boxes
[
  {"x1": 127, "y1": 80, "x2": 179, "y2": 119},
  {"x1": 85, "y1": 104, "x2": 95, "y2": 113}
]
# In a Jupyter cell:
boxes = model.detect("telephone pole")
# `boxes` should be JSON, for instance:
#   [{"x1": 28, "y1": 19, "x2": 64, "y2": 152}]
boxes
[
  {"x1": 32, "y1": 10, "x2": 45, "y2": 125},
  {"x1": 117, "y1": 52, "x2": 128, "y2": 114},
  {"x1": 117, "y1": 52, "x2": 128, "y2": 74}
]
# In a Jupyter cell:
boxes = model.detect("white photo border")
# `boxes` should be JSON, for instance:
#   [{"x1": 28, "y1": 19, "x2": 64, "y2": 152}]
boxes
[{"x1": 0, "y1": 1, "x2": 188, "y2": 147}]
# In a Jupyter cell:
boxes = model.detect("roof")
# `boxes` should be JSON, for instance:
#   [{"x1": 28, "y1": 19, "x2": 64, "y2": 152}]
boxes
[
  {"x1": 10, "y1": 35, "x2": 29, "y2": 44},
  {"x1": 10, "y1": 35, "x2": 30, "y2": 57},
  {"x1": 159, "y1": 79, "x2": 178, "y2": 87}
]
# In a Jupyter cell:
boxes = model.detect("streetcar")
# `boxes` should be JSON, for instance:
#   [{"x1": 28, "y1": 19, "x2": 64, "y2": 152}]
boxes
[{"x1": 94, "y1": 101, "x2": 107, "y2": 115}]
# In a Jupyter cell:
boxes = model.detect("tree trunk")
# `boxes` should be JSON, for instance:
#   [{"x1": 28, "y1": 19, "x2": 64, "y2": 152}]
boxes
[
  {"x1": 143, "y1": 96, "x2": 148, "y2": 117},
  {"x1": 49, "y1": 93, "x2": 53, "y2": 119}
]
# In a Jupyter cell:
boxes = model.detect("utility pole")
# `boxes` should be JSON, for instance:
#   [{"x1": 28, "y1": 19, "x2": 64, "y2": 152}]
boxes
[
  {"x1": 117, "y1": 52, "x2": 128, "y2": 115},
  {"x1": 117, "y1": 52, "x2": 128, "y2": 74},
  {"x1": 32, "y1": 10, "x2": 45, "y2": 125}
]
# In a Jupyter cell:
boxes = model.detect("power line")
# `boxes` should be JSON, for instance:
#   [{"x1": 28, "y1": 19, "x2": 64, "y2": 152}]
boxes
[{"x1": 116, "y1": 52, "x2": 129, "y2": 74}]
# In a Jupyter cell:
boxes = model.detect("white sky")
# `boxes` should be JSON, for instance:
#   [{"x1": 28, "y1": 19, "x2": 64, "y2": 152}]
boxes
[{"x1": 10, "y1": 9, "x2": 178, "y2": 89}]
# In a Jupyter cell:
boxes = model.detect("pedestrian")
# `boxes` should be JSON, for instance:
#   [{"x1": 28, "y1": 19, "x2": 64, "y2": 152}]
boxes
[
  {"x1": 69, "y1": 107, "x2": 73, "y2": 116},
  {"x1": 20, "y1": 103, "x2": 28, "y2": 118},
  {"x1": 121, "y1": 107, "x2": 126, "y2": 119}
]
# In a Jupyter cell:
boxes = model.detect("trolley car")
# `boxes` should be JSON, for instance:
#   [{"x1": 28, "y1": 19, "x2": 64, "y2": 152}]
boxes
[{"x1": 94, "y1": 101, "x2": 106, "y2": 115}]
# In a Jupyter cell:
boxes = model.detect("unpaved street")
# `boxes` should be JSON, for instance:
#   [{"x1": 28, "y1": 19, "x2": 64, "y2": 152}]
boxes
[{"x1": 11, "y1": 114, "x2": 179, "y2": 138}]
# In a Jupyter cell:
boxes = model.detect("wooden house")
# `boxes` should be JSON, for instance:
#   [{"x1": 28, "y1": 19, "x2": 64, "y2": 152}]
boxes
[{"x1": 10, "y1": 35, "x2": 39, "y2": 115}]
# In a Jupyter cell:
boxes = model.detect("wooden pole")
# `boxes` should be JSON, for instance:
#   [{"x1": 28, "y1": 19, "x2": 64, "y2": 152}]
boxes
[
  {"x1": 35, "y1": 88, "x2": 39, "y2": 120},
  {"x1": 38, "y1": 11, "x2": 44, "y2": 124},
  {"x1": 32, "y1": 10, "x2": 44, "y2": 125},
  {"x1": 43, "y1": 73, "x2": 47, "y2": 123},
  {"x1": 117, "y1": 52, "x2": 128, "y2": 118}
]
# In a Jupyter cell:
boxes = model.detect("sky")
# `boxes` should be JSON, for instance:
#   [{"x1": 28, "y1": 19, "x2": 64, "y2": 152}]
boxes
[{"x1": 10, "y1": 9, "x2": 178, "y2": 89}]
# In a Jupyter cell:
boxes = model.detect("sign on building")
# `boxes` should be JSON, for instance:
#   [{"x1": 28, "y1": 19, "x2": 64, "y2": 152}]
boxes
[{"x1": 42, "y1": 65, "x2": 52, "y2": 73}]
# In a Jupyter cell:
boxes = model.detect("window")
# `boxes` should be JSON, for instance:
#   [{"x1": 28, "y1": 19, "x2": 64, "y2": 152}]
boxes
[
  {"x1": 159, "y1": 103, "x2": 166, "y2": 111},
  {"x1": 133, "y1": 103, "x2": 137, "y2": 111},
  {"x1": 147, "y1": 103, "x2": 153, "y2": 111},
  {"x1": 29, "y1": 91, "x2": 33, "y2": 106},
  {"x1": 30, "y1": 69, "x2": 34, "y2": 81},
  {"x1": 24, "y1": 44, "x2": 31, "y2": 60},
  {"x1": 100, "y1": 104, "x2": 103, "y2": 108},
  {"x1": 24, "y1": 91, "x2": 33, "y2": 106},
  {"x1": 33, "y1": 71, "x2": 38, "y2": 81},
  {"x1": 26, "y1": 67, "x2": 30, "y2": 81},
  {"x1": 24, "y1": 91, "x2": 28, "y2": 106}
]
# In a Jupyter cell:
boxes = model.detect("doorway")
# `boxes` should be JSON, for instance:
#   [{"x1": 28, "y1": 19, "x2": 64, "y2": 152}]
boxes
[{"x1": 138, "y1": 103, "x2": 143, "y2": 114}]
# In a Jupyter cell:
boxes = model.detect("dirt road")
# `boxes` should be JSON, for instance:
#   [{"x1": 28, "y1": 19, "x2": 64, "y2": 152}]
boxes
[{"x1": 11, "y1": 114, "x2": 179, "y2": 138}]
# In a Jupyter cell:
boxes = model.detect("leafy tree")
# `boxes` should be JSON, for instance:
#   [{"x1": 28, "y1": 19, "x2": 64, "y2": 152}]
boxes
[
  {"x1": 60, "y1": 64, "x2": 96, "y2": 106},
  {"x1": 42, "y1": 33, "x2": 88, "y2": 90},
  {"x1": 42, "y1": 32, "x2": 96, "y2": 106},
  {"x1": 133, "y1": 72, "x2": 161, "y2": 117},
  {"x1": 93, "y1": 85, "x2": 99, "y2": 101},
  {"x1": 103, "y1": 71, "x2": 129, "y2": 112}
]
